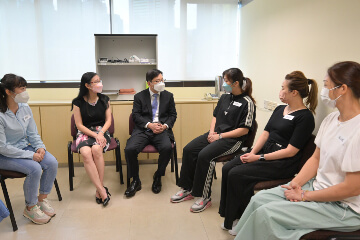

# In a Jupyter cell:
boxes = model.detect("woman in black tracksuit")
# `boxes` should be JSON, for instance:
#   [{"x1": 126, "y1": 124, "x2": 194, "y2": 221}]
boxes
[{"x1": 170, "y1": 68, "x2": 256, "y2": 213}]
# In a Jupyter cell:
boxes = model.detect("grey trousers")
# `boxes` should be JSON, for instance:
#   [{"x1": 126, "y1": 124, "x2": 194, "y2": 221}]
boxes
[{"x1": 233, "y1": 179, "x2": 360, "y2": 240}]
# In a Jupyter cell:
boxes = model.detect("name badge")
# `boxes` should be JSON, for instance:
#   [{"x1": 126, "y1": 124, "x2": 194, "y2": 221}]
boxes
[
  {"x1": 283, "y1": 115, "x2": 294, "y2": 120},
  {"x1": 337, "y1": 135, "x2": 346, "y2": 144},
  {"x1": 23, "y1": 115, "x2": 31, "y2": 122},
  {"x1": 233, "y1": 101, "x2": 242, "y2": 107}
]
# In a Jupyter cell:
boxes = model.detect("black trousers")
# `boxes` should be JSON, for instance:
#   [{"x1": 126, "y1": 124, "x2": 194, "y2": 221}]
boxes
[
  {"x1": 125, "y1": 130, "x2": 172, "y2": 179},
  {"x1": 218, "y1": 140, "x2": 301, "y2": 229},
  {"x1": 178, "y1": 132, "x2": 243, "y2": 198}
]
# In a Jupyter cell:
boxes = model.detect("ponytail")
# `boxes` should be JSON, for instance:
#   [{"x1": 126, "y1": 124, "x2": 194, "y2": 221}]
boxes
[
  {"x1": 306, "y1": 79, "x2": 318, "y2": 114},
  {"x1": 0, "y1": 82, "x2": 8, "y2": 113},
  {"x1": 223, "y1": 68, "x2": 256, "y2": 104},
  {"x1": 242, "y1": 77, "x2": 256, "y2": 104},
  {"x1": 285, "y1": 71, "x2": 318, "y2": 114}
]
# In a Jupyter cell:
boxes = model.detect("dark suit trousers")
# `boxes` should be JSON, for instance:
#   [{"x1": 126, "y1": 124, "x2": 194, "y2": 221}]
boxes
[{"x1": 125, "y1": 130, "x2": 172, "y2": 179}]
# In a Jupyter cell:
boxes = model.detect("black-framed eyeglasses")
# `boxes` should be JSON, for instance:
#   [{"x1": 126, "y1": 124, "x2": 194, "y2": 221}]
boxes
[
  {"x1": 90, "y1": 80, "x2": 102, "y2": 84},
  {"x1": 152, "y1": 79, "x2": 166, "y2": 84}
]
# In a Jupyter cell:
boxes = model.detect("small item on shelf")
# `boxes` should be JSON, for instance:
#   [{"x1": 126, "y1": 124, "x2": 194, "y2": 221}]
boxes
[
  {"x1": 203, "y1": 93, "x2": 219, "y2": 101},
  {"x1": 129, "y1": 55, "x2": 140, "y2": 63},
  {"x1": 98, "y1": 58, "x2": 108, "y2": 63},
  {"x1": 107, "y1": 58, "x2": 116, "y2": 63},
  {"x1": 113, "y1": 58, "x2": 129, "y2": 63},
  {"x1": 140, "y1": 58, "x2": 149, "y2": 63},
  {"x1": 119, "y1": 88, "x2": 136, "y2": 95}
]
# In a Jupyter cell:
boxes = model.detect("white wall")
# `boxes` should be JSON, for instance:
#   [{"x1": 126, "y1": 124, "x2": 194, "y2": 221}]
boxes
[{"x1": 239, "y1": 0, "x2": 360, "y2": 138}]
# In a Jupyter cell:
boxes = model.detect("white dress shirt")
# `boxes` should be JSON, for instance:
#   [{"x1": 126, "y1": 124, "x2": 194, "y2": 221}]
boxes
[
  {"x1": 144, "y1": 88, "x2": 168, "y2": 129},
  {"x1": 149, "y1": 88, "x2": 160, "y2": 123}
]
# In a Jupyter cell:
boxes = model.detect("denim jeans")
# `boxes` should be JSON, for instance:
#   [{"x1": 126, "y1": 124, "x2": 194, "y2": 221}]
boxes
[
  {"x1": 0, "y1": 199, "x2": 9, "y2": 222},
  {"x1": 0, "y1": 146, "x2": 58, "y2": 206}
]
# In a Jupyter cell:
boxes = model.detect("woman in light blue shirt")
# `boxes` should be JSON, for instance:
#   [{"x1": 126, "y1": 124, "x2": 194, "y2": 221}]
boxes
[{"x1": 0, "y1": 74, "x2": 58, "y2": 225}]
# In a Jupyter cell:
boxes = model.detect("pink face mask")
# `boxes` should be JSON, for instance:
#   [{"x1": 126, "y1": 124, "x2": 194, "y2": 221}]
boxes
[{"x1": 92, "y1": 82, "x2": 103, "y2": 93}]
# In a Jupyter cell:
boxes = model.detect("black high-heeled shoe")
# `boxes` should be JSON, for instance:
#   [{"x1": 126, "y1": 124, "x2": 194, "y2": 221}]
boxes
[
  {"x1": 104, "y1": 186, "x2": 111, "y2": 197},
  {"x1": 95, "y1": 190, "x2": 103, "y2": 204},
  {"x1": 96, "y1": 196, "x2": 103, "y2": 204},
  {"x1": 102, "y1": 187, "x2": 111, "y2": 207}
]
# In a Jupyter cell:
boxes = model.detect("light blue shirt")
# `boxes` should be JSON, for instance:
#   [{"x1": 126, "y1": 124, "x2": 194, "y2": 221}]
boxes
[{"x1": 0, "y1": 103, "x2": 45, "y2": 159}]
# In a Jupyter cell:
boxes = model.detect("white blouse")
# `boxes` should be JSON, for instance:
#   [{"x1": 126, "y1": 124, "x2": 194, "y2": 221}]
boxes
[{"x1": 314, "y1": 111, "x2": 360, "y2": 213}]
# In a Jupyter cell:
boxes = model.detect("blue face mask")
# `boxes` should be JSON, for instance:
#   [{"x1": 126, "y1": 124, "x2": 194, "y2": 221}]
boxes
[{"x1": 222, "y1": 82, "x2": 233, "y2": 92}]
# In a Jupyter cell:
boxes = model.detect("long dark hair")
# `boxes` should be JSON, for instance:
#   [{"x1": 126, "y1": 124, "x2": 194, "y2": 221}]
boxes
[
  {"x1": 328, "y1": 61, "x2": 360, "y2": 99},
  {"x1": 222, "y1": 68, "x2": 256, "y2": 104},
  {"x1": 0, "y1": 74, "x2": 27, "y2": 113},
  {"x1": 71, "y1": 72, "x2": 108, "y2": 116},
  {"x1": 285, "y1": 71, "x2": 318, "y2": 114}
]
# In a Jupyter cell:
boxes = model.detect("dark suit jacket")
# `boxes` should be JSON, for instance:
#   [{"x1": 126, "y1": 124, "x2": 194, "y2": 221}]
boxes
[{"x1": 132, "y1": 89, "x2": 177, "y2": 140}]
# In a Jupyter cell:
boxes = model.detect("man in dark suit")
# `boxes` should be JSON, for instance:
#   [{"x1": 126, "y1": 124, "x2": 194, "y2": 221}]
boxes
[{"x1": 124, "y1": 69, "x2": 177, "y2": 197}]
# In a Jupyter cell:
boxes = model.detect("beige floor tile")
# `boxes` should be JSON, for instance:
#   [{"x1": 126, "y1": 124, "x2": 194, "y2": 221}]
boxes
[
  {"x1": 52, "y1": 227, "x2": 131, "y2": 240},
  {"x1": 130, "y1": 204, "x2": 208, "y2": 240},
  {"x1": 200, "y1": 206, "x2": 234, "y2": 240},
  {"x1": 0, "y1": 163, "x2": 230, "y2": 240}
]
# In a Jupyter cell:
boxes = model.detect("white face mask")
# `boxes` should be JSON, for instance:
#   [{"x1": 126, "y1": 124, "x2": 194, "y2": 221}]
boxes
[
  {"x1": 13, "y1": 91, "x2": 30, "y2": 103},
  {"x1": 154, "y1": 82, "x2": 165, "y2": 92},
  {"x1": 320, "y1": 86, "x2": 342, "y2": 109}
]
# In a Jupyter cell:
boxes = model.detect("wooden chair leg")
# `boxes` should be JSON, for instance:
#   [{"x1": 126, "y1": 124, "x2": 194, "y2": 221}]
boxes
[
  {"x1": 171, "y1": 149, "x2": 174, "y2": 172},
  {"x1": 0, "y1": 178, "x2": 18, "y2": 231},
  {"x1": 72, "y1": 158, "x2": 75, "y2": 177},
  {"x1": 115, "y1": 158, "x2": 119, "y2": 172},
  {"x1": 54, "y1": 178, "x2": 62, "y2": 201},
  {"x1": 115, "y1": 139, "x2": 124, "y2": 184},
  {"x1": 68, "y1": 143, "x2": 74, "y2": 191},
  {"x1": 174, "y1": 142, "x2": 179, "y2": 184},
  {"x1": 115, "y1": 144, "x2": 119, "y2": 173}
]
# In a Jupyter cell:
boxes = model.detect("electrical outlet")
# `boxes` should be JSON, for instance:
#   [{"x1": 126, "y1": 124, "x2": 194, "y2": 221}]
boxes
[
  {"x1": 268, "y1": 101, "x2": 278, "y2": 111},
  {"x1": 263, "y1": 100, "x2": 269, "y2": 110},
  {"x1": 264, "y1": 100, "x2": 278, "y2": 111}
]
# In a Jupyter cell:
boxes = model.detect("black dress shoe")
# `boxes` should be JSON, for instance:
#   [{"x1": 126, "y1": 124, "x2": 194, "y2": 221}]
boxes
[
  {"x1": 152, "y1": 173, "x2": 162, "y2": 194},
  {"x1": 125, "y1": 179, "x2": 142, "y2": 198}
]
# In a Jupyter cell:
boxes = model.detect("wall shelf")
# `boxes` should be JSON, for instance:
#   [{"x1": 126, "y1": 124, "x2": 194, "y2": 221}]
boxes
[
  {"x1": 97, "y1": 63, "x2": 157, "y2": 66},
  {"x1": 95, "y1": 34, "x2": 158, "y2": 101}
]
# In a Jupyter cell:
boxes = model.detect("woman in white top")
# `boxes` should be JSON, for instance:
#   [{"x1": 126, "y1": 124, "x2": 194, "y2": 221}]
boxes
[{"x1": 232, "y1": 61, "x2": 360, "y2": 240}]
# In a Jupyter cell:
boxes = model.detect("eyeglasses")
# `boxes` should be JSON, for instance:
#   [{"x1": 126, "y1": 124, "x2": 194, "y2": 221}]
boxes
[
  {"x1": 90, "y1": 80, "x2": 102, "y2": 84},
  {"x1": 152, "y1": 79, "x2": 166, "y2": 84}
]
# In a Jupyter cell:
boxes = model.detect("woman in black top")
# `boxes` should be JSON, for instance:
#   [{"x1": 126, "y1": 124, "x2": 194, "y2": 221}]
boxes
[
  {"x1": 71, "y1": 72, "x2": 111, "y2": 206},
  {"x1": 170, "y1": 68, "x2": 256, "y2": 213},
  {"x1": 219, "y1": 71, "x2": 318, "y2": 234}
]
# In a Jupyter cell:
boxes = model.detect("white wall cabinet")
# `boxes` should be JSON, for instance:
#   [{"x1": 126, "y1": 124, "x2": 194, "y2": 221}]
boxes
[{"x1": 94, "y1": 34, "x2": 158, "y2": 101}]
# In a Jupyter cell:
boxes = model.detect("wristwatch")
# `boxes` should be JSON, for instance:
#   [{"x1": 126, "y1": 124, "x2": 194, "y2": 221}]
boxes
[
  {"x1": 259, "y1": 154, "x2": 265, "y2": 161},
  {"x1": 219, "y1": 133, "x2": 223, "y2": 139}
]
